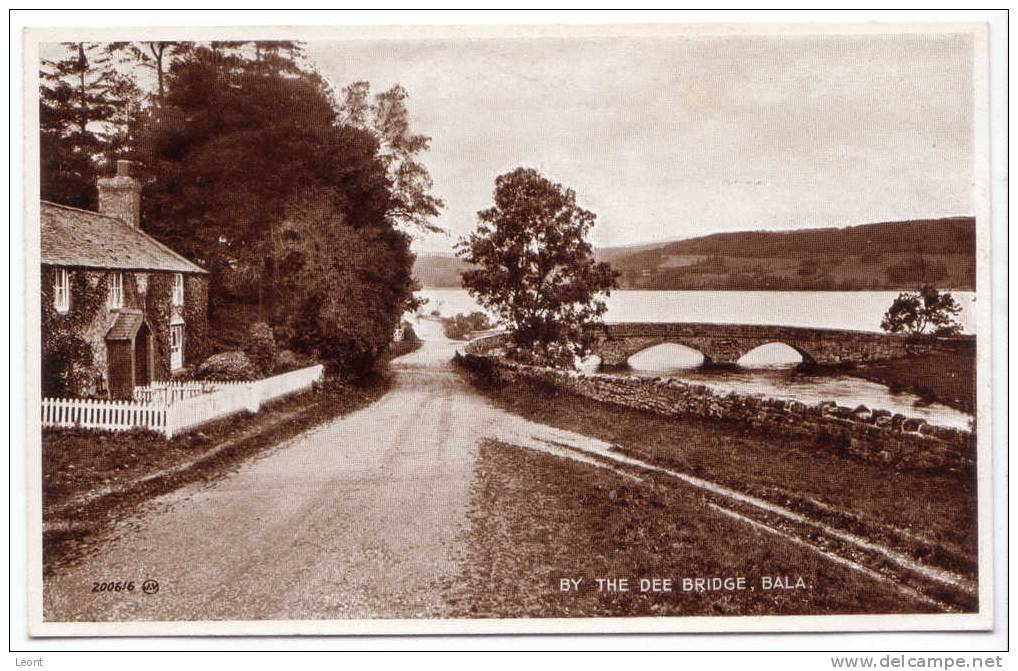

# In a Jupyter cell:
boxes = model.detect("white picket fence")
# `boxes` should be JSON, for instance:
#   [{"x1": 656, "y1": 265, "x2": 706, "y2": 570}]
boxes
[
  {"x1": 41, "y1": 397, "x2": 169, "y2": 434},
  {"x1": 42, "y1": 364, "x2": 324, "y2": 438},
  {"x1": 163, "y1": 364, "x2": 324, "y2": 437},
  {"x1": 132, "y1": 379, "x2": 262, "y2": 404},
  {"x1": 133, "y1": 380, "x2": 218, "y2": 404}
]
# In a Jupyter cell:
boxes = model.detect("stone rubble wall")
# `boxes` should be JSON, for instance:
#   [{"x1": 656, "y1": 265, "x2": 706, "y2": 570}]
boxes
[{"x1": 460, "y1": 336, "x2": 974, "y2": 471}]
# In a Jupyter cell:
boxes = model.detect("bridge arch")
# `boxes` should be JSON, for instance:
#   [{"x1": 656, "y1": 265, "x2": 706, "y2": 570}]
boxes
[
  {"x1": 605, "y1": 337, "x2": 716, "y2": 367},
  {"x1": 594, "y1": 332, "x2": 823, "y2": 369},
  {"x1": 626, "y1": 342, "x2": 707, "y2": 371},
  {"x1": 737, "y1": 342, "x2": 817, "y2": 368}
]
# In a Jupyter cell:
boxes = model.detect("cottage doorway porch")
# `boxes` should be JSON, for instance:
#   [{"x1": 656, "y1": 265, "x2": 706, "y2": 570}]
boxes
[
  {"x1": 134, "y1": 322, "x2": 152, "y2": 387},
  {"x1": 105, "y1": 310, "x2": 155, "y2": 399}
]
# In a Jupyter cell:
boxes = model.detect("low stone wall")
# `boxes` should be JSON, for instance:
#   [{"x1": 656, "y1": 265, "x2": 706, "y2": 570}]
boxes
[
  {"x1": 459, "y1": 339, "x2": 974, "y2": 472},
  {"x1": 465, "y1": 332, "x2": 511, "y2": 355}
]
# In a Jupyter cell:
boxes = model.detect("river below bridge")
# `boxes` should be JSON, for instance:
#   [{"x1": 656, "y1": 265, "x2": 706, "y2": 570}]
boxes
[
  {"x1": 613, "y1": 353, "x2": 973, "y2": 430},
  {"x1": 418, "y1": 288, "x2": 976, "y2": 430}
]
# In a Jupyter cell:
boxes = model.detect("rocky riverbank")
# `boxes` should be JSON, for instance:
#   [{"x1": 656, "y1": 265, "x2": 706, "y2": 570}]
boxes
[{"x1": 846, "y1": 351, "x2": 976, "y2": 415}]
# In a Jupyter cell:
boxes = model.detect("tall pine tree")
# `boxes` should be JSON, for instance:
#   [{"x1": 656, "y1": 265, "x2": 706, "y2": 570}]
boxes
[{"x1": 39, "y1": 42, "x2": 141, "y2": 208}]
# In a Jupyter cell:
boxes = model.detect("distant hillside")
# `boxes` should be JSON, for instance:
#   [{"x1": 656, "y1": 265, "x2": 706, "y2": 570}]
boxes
[
  {"x1": 413, "y1": 253, "x2": 472, "y2": 288},
  {"x1": 608, "y1": 217, "x2": 976, "y2": 291},
  {"x1": 412, "y1": 246, "x2": 675, "y2": 288},
  {"x1": 593, "y1": 241, "x2": 674, "y2": 263},
  {"x1": 414, "y1": 217, "x2": 976, "y2": 291}
]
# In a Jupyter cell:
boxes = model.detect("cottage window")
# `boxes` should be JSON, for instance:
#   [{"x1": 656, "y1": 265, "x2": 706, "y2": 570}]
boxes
[
  {"x1": 53, "y1": 268, "x2": 70, "y2": 313},
  {"x1": 172, "y1": 273, "x2": 184, "y2": 306},
  {"x1": 108, "y1": 272, "x2": 124, "y2": 309},
  {"x1": 170, "y1": 323, "x2": 185, "y2": 370}
]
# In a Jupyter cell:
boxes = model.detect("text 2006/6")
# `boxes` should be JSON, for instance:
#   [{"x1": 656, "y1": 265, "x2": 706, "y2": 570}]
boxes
[{"x1": 91, "y1": 580, "x2": 136, "y2": 593}]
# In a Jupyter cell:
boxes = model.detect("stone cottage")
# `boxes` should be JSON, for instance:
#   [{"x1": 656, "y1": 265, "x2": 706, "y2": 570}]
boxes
[{"x1": 41, "y1": 161, "x2": 209, "y2": 399}]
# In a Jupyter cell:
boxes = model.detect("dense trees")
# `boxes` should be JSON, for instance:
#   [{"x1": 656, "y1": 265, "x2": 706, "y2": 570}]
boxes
[
  {"x1": 457, "y1": 168, "x2": 618, "y2": 367},
  {"x1": 106, "y1": 41, "x2": 191, "y2": 99},
  {"x1": 40, "y1": 41, "x2": 439, "y2": 376},
  {"x1": 441, "y1": 312, "x2": 494, "y2": 341},
  {"x1": 268, "y1": 187, "x2": 415, "y2": 376},
  {"x1": 136, "y1": 52, "x2": 391, "y2": 284}
]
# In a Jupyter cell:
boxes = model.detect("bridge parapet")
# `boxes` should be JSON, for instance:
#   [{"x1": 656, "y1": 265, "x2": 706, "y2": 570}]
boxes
[{"x1": 593, "y1": 322, "x2": 973, "y2": 368}]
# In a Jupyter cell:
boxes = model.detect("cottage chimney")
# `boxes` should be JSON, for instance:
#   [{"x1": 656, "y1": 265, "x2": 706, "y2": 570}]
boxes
[{"x1": 97, "y1": 160, "x2": 141, "y2": 228}]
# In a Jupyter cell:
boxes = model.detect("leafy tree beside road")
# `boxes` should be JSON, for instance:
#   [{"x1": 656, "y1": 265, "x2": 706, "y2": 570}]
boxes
[
  {"x1": 880, "y1": 285, "x2": 963, "y2": 336},
  {"x1": 268, "y1": 187, "x2": 416, "y2": 377},
  {"x1": 135, "y1": 48, "x2": 420, "y2": 377},
  {"x1": 456, "y1": 168, "x2": 618, "y2": 367},
  {"x1": 339, "y1": 81, "x2": 446, "y2": 234}
]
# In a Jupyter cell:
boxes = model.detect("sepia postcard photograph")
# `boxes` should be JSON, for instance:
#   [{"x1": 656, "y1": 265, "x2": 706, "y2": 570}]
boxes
[{"x1": 19, "y1": 17, "x2": 999, "y2": 639}]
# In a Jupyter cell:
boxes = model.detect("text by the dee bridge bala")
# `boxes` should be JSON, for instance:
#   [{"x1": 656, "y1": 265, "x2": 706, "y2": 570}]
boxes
[{"x1": 558, "y1": 575, "x2": 809, "y2": 594}]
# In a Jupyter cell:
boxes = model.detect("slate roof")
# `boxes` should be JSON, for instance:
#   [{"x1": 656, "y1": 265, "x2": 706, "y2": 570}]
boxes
[
  {"x1": 105, "y1": 310, "x2": 148, "y2": 341},
  {"x1": 40, "y1": 201, "x2": 206, "y2": 274}
]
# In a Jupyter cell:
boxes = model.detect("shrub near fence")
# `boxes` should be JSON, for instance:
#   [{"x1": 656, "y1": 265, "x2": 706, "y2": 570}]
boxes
[{"x1": 42, "y1": 364, "x2": 324, "y2": 438}]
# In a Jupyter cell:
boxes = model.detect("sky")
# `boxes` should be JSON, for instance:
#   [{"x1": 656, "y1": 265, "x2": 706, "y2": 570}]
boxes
[{"x1": 306, "y1": 31, "x2": 974, "y2": 255}]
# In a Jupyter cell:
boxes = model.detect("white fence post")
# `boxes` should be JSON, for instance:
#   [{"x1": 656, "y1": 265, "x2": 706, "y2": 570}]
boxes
[
  {"x1": 164, "y1": 402, "x2": 177, "y2": 439},
  {"x1": 246, "y1": 383, "x2": 260, "y2": 413}
]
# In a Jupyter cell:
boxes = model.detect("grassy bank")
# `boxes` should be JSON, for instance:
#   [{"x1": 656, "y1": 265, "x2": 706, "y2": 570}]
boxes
[
  {"x1": 445, "y1": 441, "x2": 940, "y2": 617},
  {"x1": 461, "y1": 369, "x2": 979, "y2": 576},
  {"x1": 845, "y1": 351, "x2": 976, "y2": 415}
]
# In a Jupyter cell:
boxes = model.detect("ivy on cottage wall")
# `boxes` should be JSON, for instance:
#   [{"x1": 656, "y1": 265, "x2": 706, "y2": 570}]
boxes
[
  {"x1": 41, "y1": 267, "x2": 109, "y2": 398},
  {"x1": 184, "y1": 275, "x2": 210, "y2": 367},
  {"x1": 143, "y1": 273, "x2": 174, "y2": 380},
  {"x1": 142, "y1": 272, "x2": 210, "y2": 378}
]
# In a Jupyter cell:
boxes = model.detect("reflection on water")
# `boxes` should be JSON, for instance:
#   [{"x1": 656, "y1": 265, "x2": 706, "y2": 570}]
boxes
[{"x1": 615, "y1": 345, "x2": 972, "y2": 430}]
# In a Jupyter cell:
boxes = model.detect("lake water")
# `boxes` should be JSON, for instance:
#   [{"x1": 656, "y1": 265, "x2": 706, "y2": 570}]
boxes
[
  {"x1": 417, "y1": 288, "x2": 977, "y2": 333},
  {"x1": 416, "y1": 288, "x2": 976, "y2": 429}
]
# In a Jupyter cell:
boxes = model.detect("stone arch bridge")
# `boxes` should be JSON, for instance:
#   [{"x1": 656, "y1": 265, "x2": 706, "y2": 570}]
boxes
[{"x1": 593, "y1": 322, "x2": 972, "y2": 369}]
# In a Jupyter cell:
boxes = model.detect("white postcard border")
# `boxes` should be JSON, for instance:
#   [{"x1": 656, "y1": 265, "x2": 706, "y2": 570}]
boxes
[{"x1": 19, "y1": 18, "x2": 998, "y2": 639}]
